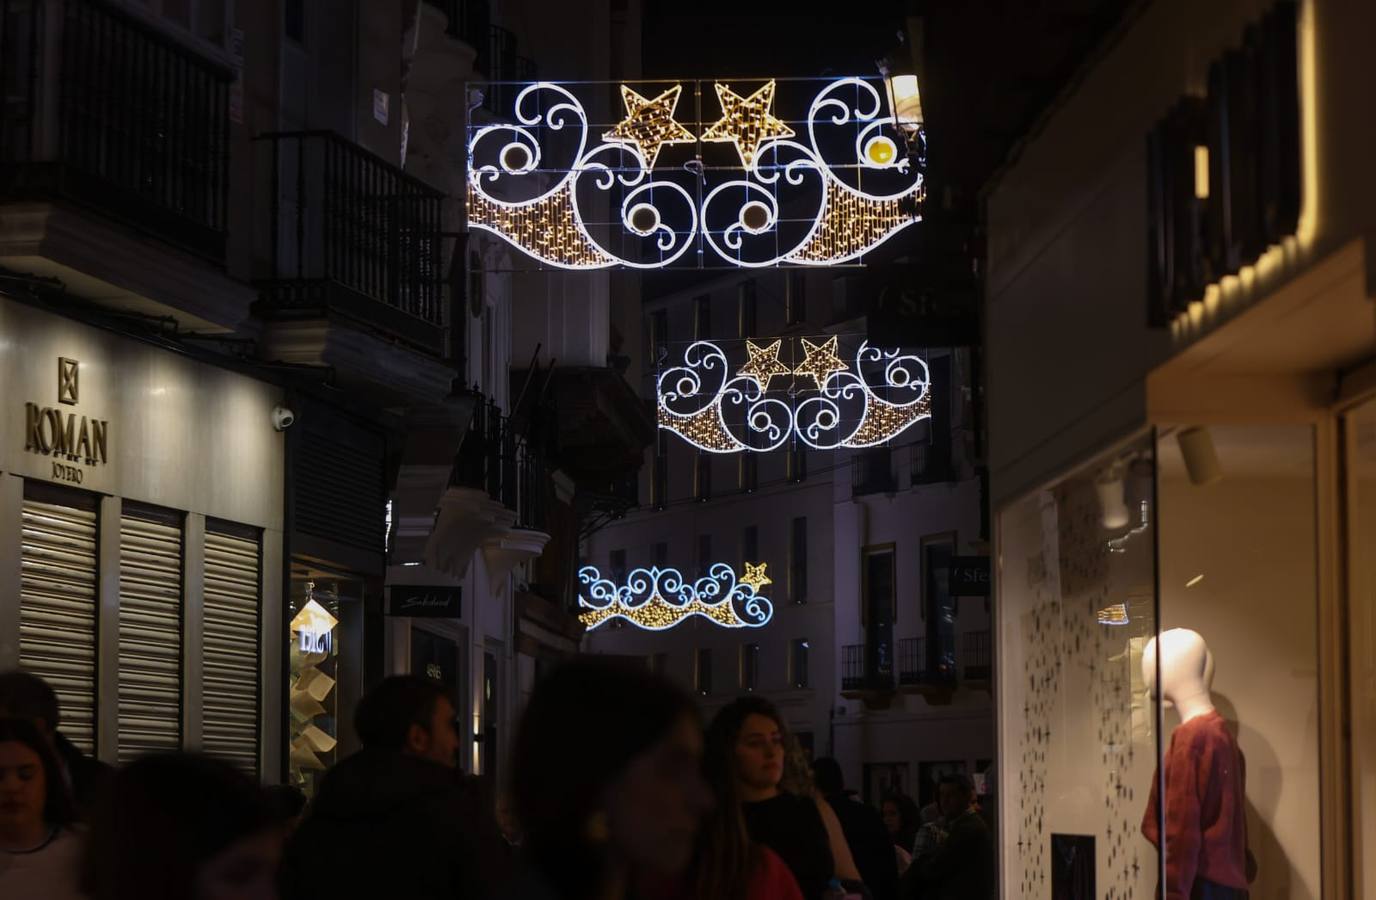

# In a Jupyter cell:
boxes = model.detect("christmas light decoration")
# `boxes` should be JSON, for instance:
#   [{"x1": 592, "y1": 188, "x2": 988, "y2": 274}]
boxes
[
  {"x1": 603, "y1": 84, "x2": 697, "y2": 169},
  {"x1": 657, "y1": 337, "x2": 931, "y2": 452},
  {"x1": 466, "y1": 77, "x2": 925, "y2": 269},
  {"x1": 700, "y1": 80, "x2": 795, "y2": 168},
  {"x1": 579, "y1": 563, "x2": 774, "y2": 631},
  {"x1": 792, "y1": 336, "x2": 848, "y2": 390},
  {"x1": 736, "y1": 339, "x2": 793, "y2": 391}
]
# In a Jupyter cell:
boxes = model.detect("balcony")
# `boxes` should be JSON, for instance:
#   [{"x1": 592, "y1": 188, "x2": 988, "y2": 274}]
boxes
[
  {"x1": 852, "y1": 448, "x2": 896, "y2": 496},
  {"x1": 255, "y1": 131, "x2": 456, "y2": 402},
  {"x1": 841, "y1": 644, "x2": 896, "y2": 707},
  {"x1": 427, "y1": 394, "x2": 551, "y2": 582},
  {"x1": 257, "y1": 131, "x2": 445, "y2": 351},
  {"x1": 963, "y1": 629, "x2": 992, "y2": 683},
  {"x1": 0, "y1": 0, "x2": 252, "y2": 331},
  {"x1": 424, "y1": 0, "x2": 489, "y2": 47}
]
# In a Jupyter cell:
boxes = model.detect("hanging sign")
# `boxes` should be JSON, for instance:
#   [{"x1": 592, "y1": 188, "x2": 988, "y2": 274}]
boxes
[
  {"x1": 387, "y1": 585, "x2": 463, "y2": 618},
  {"x1": 948, "y1": 556, "x2": 990, "y2": 597}
]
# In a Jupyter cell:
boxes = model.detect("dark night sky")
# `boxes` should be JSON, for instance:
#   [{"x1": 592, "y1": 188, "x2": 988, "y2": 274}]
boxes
[{"x1": 641, "y1": 8, "x2": 905, "y2": 81}]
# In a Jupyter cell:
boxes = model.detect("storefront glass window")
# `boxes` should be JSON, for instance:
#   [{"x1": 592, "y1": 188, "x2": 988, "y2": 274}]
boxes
[
  {"x1": 997, "y1": 437, "x2": 1160, "y2": 900},
  {"x1": 1344, "y1": 401, "x2": 1376, "y2": 888},
  {"x1": 288, "y1": 563, "x2": 365, "y2": 798},
  {"x1": 1157, "y1": 424, "x2": 1321, "y2": 900},
  {"x1": 999, "y1": 427, "x2": 1324, "y2": 900}
]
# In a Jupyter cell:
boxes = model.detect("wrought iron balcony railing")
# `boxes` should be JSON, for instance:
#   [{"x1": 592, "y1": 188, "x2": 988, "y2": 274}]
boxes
[
  {"x1": 852, "y1": 448, "x2": 895, "y2": 496},
  {"x1": 452, "y1": 393, "x2": 548, "y2": 532},
  {"x1": 258, "y1": 131, "x2": 445, "y2": 353},
  {"x1": 841, "y1": 643, "x2": 894, "y2": 692},
  {"x1": 0, "y1": 0, "x2": 231, "y2": 260},
  {"x1": 963, "y1": 629, "x2": 992, "y2": 681}
]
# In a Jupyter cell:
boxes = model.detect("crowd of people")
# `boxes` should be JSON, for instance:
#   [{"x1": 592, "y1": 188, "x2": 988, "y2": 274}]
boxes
[{"x1": 0, "y1": 660, "x2": 993, "y2": 900}]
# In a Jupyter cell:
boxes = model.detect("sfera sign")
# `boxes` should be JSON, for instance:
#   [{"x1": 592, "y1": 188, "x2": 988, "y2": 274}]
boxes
[{"x1": 23, "y1": 358, "x2": 110, "y2": 484}]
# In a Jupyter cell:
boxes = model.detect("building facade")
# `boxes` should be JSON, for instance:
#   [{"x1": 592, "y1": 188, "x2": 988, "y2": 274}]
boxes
[
  {"x1": 0, "y1": 0, "x2": 646, "y2": 789},
  {"x1": 983, "y1": 1, "x2": 1372, "y2": 899},
  {"x1": 584, "y1": 265, "x2": 993, "y2": 807}
]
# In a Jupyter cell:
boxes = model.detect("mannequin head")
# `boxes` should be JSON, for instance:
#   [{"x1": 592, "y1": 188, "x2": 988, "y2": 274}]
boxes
[{"x1": 1143, "y1": 628, "x2": 1216, "y2": 721}]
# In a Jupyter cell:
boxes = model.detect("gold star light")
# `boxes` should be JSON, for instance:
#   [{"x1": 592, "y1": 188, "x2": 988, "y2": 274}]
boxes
[
  {"x1": 736, "y1": 339, "x2": 792, "y2": 391},
  {"x1": 792, "y1": 336, "x2": 847, "y2": 390},
  {"x1": 740, "y1": 562, "x2": 772, "y2": 591},
  {"x1": 701, "y1": 80, "x2": 795, "y2": 168},
  {"x1": 602, "y1": 84, "x2": 696, "y2": 169}
]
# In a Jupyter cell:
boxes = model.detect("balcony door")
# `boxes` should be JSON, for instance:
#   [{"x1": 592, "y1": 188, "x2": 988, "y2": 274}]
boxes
[{"x1": 862, "y1": 544, "x2": 896, "y2": 688}]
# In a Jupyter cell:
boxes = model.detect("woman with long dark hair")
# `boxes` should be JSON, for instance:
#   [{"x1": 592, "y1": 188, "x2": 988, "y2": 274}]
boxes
[
  {"x1": 0, "y1": 717, "x2": 82, "y2": 899},
  {"x1": 704, "y1": 697, "x2": 862, "y2": 900},
  {"x1": 692, "y1": 706, "x2": 804, "y2": 900},
  {"x1": 508, "y1": 657, "x2": 713, "y2": 900}
]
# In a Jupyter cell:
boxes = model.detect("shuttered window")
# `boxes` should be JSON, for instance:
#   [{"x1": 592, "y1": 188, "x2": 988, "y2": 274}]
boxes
[
  {"x1": 118, "y1": 509, "x2": 184, "y2": 763},
  {"x1": 202, "y1": 526, "x2": 261, "y2": 775},
  {"x1": 19, "y1": 490, "x2": 99, "y2": 754}
]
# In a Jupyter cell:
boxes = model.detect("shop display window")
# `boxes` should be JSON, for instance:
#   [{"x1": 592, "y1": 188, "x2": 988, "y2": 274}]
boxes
[
  {"x1": 998, "y1": 427, "x2": 1322, "y2": 900},
  {"x1": 288, "y1": 563, "x2": 365, "y2": 798}
]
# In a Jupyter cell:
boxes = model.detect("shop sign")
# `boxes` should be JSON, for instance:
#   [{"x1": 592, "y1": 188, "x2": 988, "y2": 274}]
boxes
[
  {"x1": 22, "y1": 357, "x2": 110, "y2": 485},
  {"x1": 948, "y1": 556, "x2": 990, "y2": 597},
  {"x1": 1145, "y1": 1, "x2": 1300, "y2": 326},
  {"x1": 387, "y1": 585, "x2": 462, "y2": 618}
]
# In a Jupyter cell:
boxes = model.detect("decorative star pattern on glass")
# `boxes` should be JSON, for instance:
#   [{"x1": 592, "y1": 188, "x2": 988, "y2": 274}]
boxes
[
  {"x1": 465, "y1": 77, "x2": 925, "y2": 269},
  {"x1": 578, "y1": 563, "x2": 774, "y2": 631},
  {"x1": 657, "y1": 337, "x2": 932, "y2": 452}
]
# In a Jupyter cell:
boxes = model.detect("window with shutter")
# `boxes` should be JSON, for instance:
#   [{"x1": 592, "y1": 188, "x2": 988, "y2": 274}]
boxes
[
  {"x1": 118, "y1": 508, "x2": 184, "y2": 762},
  {"x1": 19, "y1": 489, "x2": 99, "y2": 754},
  {"x1": 202, "y1": 526, "x2": 261, "y2": 774}
]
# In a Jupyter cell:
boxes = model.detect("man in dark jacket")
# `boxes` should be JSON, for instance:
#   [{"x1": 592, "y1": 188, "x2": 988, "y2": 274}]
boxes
[
  {"x1": 904, "y1": 774, "x2": 994, "y2": 900},
  {"x1": 280, "y1": 675, "x2": 511, "y2": 900},
  {"x1": 813, "y1": 756, "x2": 900, "y2": 900},
  {"x1": 0, "y1": 669, "x2": 113, "y2": 817}
]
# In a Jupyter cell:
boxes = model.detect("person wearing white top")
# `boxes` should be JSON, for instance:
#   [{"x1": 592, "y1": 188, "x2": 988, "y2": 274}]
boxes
[{"x1": 0, "y1": 717, "x2": 85, "y2": 900}]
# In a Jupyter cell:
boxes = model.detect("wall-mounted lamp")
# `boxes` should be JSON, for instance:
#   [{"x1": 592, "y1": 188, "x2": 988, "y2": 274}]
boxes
[{"x1": 877, "y1": 30, "x2": 924, "y2": 148}]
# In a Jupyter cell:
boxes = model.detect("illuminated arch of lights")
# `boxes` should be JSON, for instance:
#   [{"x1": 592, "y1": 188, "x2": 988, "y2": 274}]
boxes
[
  {"x1": 466, "y1": 77, "x2": 924, "y2": 269},
  {"x1": 657, "y1": 336, "x2": 931, "y2": 452},
  {"x1": 578, "y1": 562, "x2": 774, "y2": 631}
]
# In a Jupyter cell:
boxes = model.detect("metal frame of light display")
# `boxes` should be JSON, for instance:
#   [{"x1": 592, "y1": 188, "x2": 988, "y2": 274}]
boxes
[
  {"x1": 657, "y1": 335, "x2": 931, "y2": 453},
  {"x1": 578, "y1": 562, "x2": 774, "y2": 631},
  {"x1": 466, "y1": 77, "x2": 925, "y2": 269}
]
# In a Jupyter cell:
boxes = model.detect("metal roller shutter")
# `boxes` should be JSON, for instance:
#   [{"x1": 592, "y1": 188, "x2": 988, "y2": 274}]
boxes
[
  {"x1": 202, "y1": 528, "x2": 261, "y2": 775},
  {"x1": 19, "y1": 497, "x2": 99, "y2": 754},
  {"x1": 118, "y1": 513, "x2": 183, "y2": 763}
]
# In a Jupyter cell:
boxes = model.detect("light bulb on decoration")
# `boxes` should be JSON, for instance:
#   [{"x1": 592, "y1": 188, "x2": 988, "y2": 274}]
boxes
[
  {"x1": 657, "y1": 337, "x2": 932, "y2": 453},
  {"x1": 578, "y1": 563, "x2": 774, "y2": 631},
  {"x1": 602, "y1": 84, "x2": 696, "y2": 170},
  {"x1": 700, "y1": 80, "x2": 795, "y2": 168}
]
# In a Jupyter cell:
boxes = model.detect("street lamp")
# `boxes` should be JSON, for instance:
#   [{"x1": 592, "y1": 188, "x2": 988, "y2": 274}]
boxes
[{"x1": 877, "y1": 31, "x2": 924, "y2": 149}]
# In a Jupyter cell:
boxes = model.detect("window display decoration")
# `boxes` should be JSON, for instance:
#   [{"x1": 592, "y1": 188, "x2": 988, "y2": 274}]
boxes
[
  {"x1": 578, "y1": 561, "x2": 774, "y2": 631},
  {"x1": 466, "y1": 77, "x2": 924, "y2": 269},
  {"x1": 288, "y1": 583, "x2": 339, "y2": 782},
  {"x1": 657, "y1": 337, "x2": 930, "y2": 452}
]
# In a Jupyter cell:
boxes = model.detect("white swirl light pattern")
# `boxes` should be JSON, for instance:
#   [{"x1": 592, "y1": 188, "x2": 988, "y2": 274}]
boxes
[
  {"x1": 466, "y1": 78, "x2": 924, "y2": 269},
  {"x1": 578, "y1": 562, "x2": 774, "y2": 631},
  {"x1": 657, "y1": 338, "x2": 932, "y2": 452}
]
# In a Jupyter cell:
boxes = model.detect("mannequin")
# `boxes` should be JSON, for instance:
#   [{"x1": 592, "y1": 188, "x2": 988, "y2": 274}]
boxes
[{"x1": 1141, "y1": 629, "x2": 1250, "y2": 900}]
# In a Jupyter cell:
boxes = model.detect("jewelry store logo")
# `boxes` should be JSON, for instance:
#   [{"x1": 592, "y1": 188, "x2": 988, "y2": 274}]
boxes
[
  {"x1": 58, "y1": 357, "x2": 79, "y2": 404},
  {"x1": 24, "y1": 357, "x2": 110, "y2": 484}
]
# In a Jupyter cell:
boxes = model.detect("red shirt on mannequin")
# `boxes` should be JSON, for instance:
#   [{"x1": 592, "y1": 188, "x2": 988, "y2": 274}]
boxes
[{"x1": 1142, "y1": 710, "x2": 1249, "y2": 900}]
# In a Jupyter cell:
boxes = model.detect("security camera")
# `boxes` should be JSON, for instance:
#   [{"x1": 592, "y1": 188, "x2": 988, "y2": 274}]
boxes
[{"x1": 271, "y1": 405, "x2": 296, "y2": 431}]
